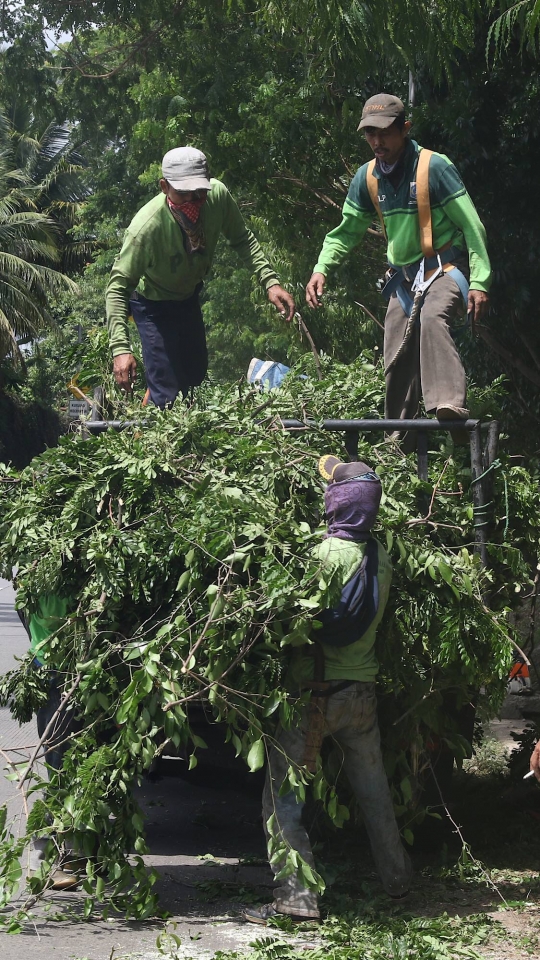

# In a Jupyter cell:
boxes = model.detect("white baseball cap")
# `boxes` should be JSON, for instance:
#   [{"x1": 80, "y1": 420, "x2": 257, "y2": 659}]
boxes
[{"x1": 162, "y1": 147, "x2": 212, "y2": 191}]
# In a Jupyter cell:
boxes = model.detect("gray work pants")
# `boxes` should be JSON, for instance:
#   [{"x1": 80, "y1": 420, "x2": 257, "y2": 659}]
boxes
[
  {"x1": 262, "y1": 682, "x2": 412, "y2": 915},
  {"x1": 384, "y1": 272, "x2": 467, "y2": 421}
]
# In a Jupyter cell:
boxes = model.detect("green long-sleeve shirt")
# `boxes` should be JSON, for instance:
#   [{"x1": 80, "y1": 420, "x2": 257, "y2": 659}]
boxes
[
  {"x1": 314, "y1": 139, "x2": 491, "y2": 292},
  {"x1": 26, "y1": 594, "x2": 69, "y2": 664},
  {"x1": 106, "y1": 179, "x2": 280, "y2": 357},
  {"x1": 288, "y1": 536, "x2": 393, "y2": 685}
]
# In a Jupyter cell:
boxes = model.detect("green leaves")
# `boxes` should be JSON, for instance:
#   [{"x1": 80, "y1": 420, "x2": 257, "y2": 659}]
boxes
[{"x1": 247, "y1": 738, "x2": 265, "y2": 773}]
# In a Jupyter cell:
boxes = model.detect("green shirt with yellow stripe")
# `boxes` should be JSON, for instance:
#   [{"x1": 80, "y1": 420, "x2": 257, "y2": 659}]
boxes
[{"x1": 314, "y1": 139, "x2": 491, "y2": 292}]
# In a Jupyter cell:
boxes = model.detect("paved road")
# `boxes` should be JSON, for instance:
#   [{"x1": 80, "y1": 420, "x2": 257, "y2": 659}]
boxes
[
  {"x1": 0, "y1": 578, "x2": 288, "y2": 959},
  {"x1": 0, "y1": 578, "x2": 37, "y2": 818}
]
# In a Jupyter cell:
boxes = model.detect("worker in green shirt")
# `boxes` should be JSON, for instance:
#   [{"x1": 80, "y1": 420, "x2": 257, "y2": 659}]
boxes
[
  {"x1": 106, "y1": 147, "x2": 295, "y2": 407},
  {"x1": 306, "y1": 94, "x2": 491, "y2": 433},
  {"x1": 244, "y1": 455, "x2": 411, "y2": 924}
]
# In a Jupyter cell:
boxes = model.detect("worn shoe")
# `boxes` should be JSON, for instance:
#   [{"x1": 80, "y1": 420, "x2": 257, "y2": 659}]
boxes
[
  {"x1": 48, "y1": 868, "x2": 80, "y2": 891},
  {"x1": 243, "y1": 901, "x2": 320, "y2": 925},
  {"x1": 435, "y1": 404, "x2": 469, "y2": 420},
  {"x1": 435, "y1": 404, "x2": 470, "y2": 444}
]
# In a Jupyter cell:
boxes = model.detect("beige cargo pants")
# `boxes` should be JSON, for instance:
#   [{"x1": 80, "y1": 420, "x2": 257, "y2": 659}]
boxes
[{"x1": 384, "y1": 271, "x2": 467, "y2": 420}]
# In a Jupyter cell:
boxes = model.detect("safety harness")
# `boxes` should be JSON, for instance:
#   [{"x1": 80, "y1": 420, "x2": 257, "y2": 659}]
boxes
[{"x1": 367, "y1": 149, "x2": 469, "y2": 373}]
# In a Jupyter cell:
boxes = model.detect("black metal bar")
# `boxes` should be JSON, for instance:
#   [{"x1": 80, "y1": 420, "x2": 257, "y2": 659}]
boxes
[
  {"x1": 417, "y1": 431, "x2": 428, "y2": 481},
  {"x1": 280, "y1": 418, "x2": 485, "y2": 432},
  {"x1": 84, "y1": 417, "x2": 491, "y2": 434},
  {"x1": 84, "y1": 421, "x2": 139, "y2": 433},
  {"x1": 470, "y1": 423, "x2": 487, "y2": 567}
]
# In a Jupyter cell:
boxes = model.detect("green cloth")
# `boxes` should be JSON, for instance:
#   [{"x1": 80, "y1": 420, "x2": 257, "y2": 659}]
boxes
[
  {"x1": 314, "y1": 139, "x2": 491, "y2": 293},
  {"x1": 288, "y1": 536, "x2": 392, "y2": 685},
  {"x1": 106, "y1": 179, "x2": 280, "y2": 357},
  {"x1": 27, "y1": 595, "x2": 69, "y2": 663}
]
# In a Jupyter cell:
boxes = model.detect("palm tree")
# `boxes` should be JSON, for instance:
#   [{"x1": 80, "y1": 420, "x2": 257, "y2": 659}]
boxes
[
  {"x1": 0, "y1": 116, "x2": 81, "y2": 365},
  {"x1": 10, "y1": 115, "x2": 92, "y2": 273}
]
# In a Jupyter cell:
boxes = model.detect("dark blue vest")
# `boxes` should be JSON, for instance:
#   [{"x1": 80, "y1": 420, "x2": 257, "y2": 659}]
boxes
[{"x1": 314, "y1": 539, "x2": 379, "y2": 647}]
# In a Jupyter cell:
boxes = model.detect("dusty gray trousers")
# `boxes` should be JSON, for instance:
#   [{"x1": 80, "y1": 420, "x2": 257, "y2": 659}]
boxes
[
  {"x1": 384, "y1": 271, "x2": 467, "y2": 420},
  {"x1": 262, "y1": 682, "x2": 412, "y2": 914}
]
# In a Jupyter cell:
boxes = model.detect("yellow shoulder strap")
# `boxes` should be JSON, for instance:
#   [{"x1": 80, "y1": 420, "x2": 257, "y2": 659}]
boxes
[
  {"x1": 367, "y1": 159, "x2": 386, "y2": 239},
  {"x1": 416, "y1": 148, "x2": 434, "y2": 258}
]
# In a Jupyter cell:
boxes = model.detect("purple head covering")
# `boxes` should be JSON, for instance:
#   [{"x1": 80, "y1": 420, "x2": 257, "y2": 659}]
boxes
[{"x1": 321, "y1": 458, "x2": 382, "y2": 541}]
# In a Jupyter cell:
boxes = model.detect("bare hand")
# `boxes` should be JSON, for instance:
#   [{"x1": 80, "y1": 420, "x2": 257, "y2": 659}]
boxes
[
  {"x1": 530, "y1": 741, "x2": 540, "y2": 782},
  {"x1": 306, "y1": 272, "x2": 326, "y2": 309},
  {"x1": 267, "y1": 284, "x2": 295, "y2": 322},
  {"x1": 113, "y1": 353, "x2": 137, "y2": 391},
  {"x1": 468, "y1": 289, "x2": 489, "y2": 333}
]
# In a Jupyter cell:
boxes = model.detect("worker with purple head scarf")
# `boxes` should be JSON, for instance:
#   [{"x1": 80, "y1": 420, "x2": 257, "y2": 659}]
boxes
[{"x1": 244, "y1": 456, "x2": 411, "y2": 924}]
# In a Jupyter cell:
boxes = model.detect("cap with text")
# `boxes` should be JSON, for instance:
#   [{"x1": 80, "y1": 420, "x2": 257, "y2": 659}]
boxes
[
  {"x1": 162, "y1": 147, "x2": 212, "y2": 192},
  {"x1": 358, "y1": 94, "x2": 405, "y2": 131}
]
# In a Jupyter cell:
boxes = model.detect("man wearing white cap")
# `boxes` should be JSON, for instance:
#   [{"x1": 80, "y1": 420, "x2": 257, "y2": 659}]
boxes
[{"x1": 106, "y1": 147, "x2": 295, "y2": 406}]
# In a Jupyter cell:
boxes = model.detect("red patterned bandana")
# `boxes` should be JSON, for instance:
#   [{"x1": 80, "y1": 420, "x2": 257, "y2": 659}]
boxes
[
  {"x1": 167, "y1": 196, "x2": 204, "y2": 223},
  {"x1": 167, "y1": 196, "x2": 206, "y2": 254}
]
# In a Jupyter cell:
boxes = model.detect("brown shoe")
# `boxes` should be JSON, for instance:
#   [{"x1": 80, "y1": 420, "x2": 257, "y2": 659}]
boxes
[
  {"x1": 436, "y1": 404, "x2": 469, "y2": 420},
  {"x1": 48, "y1": 868, "x2": 80, "y2": 891}
]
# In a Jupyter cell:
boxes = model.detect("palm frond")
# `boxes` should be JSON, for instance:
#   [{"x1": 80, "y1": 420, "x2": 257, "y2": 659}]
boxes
[{"x1": 25, "y1": 123, "x2": 73, "y2": 184}]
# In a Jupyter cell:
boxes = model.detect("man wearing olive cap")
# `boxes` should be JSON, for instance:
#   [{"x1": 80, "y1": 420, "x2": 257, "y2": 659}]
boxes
[
  {"x1": 106, "y1": 147, "x2": 295, "y2": 406},
  {"x1": 306, "y1": 94, "x2": 491, "y2": 433},
  {"x1": 244, "y1": 456, "x2": 411, "y2": 924}
]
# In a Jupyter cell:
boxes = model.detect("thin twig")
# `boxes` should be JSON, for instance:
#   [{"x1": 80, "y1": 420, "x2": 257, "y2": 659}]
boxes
[
  {"x1": 406, "y1": 460, "x2": 450, "y2": 527},
  {"x1": 57, "y1": 2, "x2": 187, "y2": 80},
  {"x1": 295, "y1": 313, "x2": 322, "y2": 380},
  {"x1": 354, "y1": 301, "x2": 385, "y2": 332},
  {"x1": 0, "y1": 746, "x2": 30, "y2": 817}
]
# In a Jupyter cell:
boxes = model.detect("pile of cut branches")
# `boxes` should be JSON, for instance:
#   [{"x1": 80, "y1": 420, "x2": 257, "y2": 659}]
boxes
[{"x1": 0, "y1": 354, "x2": 536, "y2": 926}]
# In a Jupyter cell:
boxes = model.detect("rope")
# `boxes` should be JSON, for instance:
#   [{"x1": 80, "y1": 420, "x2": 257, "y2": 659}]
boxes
[
  {"x1": 384, "y1": 287, "x2": 423, "y2": 376},
  {"x1": 473, "y1": 501, "x2": 493, "y2": 529},
  {"x1": 470, "y1": 457, "x2": 501, "y2": 486},
  {"x1": 503, "y1": 473, "x2": 509, "y2": 541},
  {"x1": 470, "y1": 458, "x2": 510, "y2": 538}
]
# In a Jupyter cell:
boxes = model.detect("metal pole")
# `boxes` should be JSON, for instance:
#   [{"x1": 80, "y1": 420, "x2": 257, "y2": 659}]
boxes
[
  {"x1": 417, "y1": 431, "x2": 428, "y2": 481},
  {"x1": 484, "y1": 420, "x2": 499, "y2": 470},
  {"x1": 344, "y1": 431, "x2": 359, "y2": 462},
  {"x1": 470, "y1": 423, "x2": 487, "y2": 567}
]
